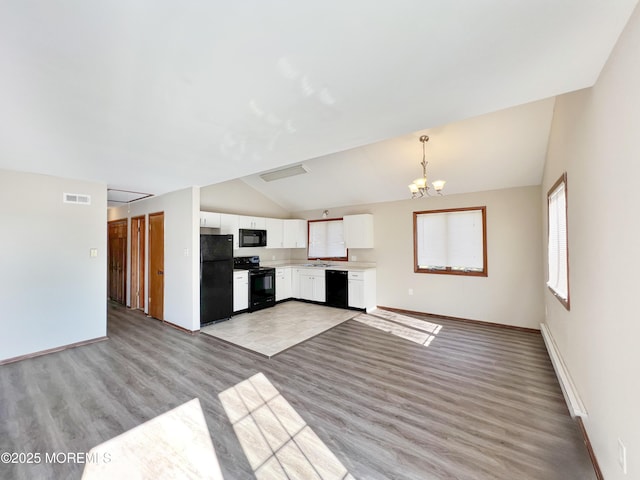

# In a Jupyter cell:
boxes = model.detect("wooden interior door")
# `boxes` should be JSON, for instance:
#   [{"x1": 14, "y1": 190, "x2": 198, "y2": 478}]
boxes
[
  {"x1": 148, "y1": 212, "x2": 164, "y2": 320},
  {"x1": 130, "y1": 216, "x2": 146, "y2": 310},
  {"x1": 108, "y1": 219, "x2": 127, "y2": 304}
]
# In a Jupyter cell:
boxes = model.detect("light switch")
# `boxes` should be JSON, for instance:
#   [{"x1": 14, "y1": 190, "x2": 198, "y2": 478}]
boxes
[
  {"x1": 90, "y1": 248, "x2": 98, "y2": 258},
  {"x1": 184, "y1": 248, "x2": 190, "y2": 257}
]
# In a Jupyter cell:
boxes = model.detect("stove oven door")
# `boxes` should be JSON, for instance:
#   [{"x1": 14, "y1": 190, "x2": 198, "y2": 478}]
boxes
[{"x1": 249, "y1": 269, "x2": 275, "y2": 311}]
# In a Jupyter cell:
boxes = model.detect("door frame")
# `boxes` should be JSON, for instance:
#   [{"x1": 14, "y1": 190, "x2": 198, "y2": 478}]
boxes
[
  {"x1": 130, "y1": 215, "x2": 146, "y2": 310},
  {"x1": 107, "y1": 218, "x2": 128, "y2": 305},
  {"x1": 148, "y1": 211, "x2": 165, "y2": 321}
]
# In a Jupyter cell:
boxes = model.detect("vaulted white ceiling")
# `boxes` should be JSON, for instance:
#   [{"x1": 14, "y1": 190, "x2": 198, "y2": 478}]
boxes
[
  {"x1": 242, "y1": 97, "x2": 557, "y2": 211},
  {"x1": 0, "y1": 1, "x2": 637, "y2": 209}
]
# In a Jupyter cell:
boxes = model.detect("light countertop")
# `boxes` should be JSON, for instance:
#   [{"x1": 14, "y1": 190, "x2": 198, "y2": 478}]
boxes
[{"x1": 264, "y1": 262, "x2": 376, "y2": 272}]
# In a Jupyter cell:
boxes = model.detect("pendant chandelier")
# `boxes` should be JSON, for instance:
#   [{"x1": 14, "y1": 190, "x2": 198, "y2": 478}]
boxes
[{"x1": 408, "y1": 135, "x2": 445, "y2": 198}]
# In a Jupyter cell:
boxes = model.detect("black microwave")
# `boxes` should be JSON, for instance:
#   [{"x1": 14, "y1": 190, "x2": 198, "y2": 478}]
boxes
[{"x1": 239, "y1": 229, "x2": 267, "y2": 247}]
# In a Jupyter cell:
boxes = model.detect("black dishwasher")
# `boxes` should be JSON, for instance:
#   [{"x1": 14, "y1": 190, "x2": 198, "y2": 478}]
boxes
[{"x1": 325, "y1": 270, "x2": 348, "y2": 308}]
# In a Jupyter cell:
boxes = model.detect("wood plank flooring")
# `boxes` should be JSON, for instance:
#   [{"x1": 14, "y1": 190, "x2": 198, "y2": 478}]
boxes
[{"x1": 0, "y1": 302, "x2": 595, "y2": 480}]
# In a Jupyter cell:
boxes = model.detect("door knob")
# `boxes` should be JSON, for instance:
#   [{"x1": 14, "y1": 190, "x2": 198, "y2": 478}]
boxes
[{"x1": 158, "y1": 270, "x2": 164, "y2": 275}]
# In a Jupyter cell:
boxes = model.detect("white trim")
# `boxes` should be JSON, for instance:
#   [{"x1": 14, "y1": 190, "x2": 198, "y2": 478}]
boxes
[{"x1": 540, "y1": 322, "x2": 587, "y2": 417}]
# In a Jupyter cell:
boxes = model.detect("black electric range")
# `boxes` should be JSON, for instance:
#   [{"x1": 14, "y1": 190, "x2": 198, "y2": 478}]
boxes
[{"x1": 233, "y1": 256, "x2": 276, "y2": 311}]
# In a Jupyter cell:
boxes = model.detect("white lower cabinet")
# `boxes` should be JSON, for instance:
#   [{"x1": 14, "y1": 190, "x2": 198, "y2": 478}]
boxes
[
  {"x1": 233, "y1": 270, "x2": 249, "y2": 312},
  {"x1": 313, "y1": 274, "x2": 326, "y2": 302},
  {"x1": 348, "y1": 270, "x2": 376, "y2": 311},
  {"x1": 282, "y1": 266, "x2": 376, "y2": 310},
  {"x1": 296, "y1": 268, "x2": 326, "y2": 302},
  {"x1": 348, "y1": 272, "x2": 365, "y2": 309},
  {"x1": 275, "y1": 267, "x2": 292, "y2": 302},
  {"x1": 299, "y1": 274, "x2": 313, "y2": 300}
]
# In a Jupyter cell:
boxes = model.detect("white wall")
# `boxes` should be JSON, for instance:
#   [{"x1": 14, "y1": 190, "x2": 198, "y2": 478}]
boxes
[
  {"x1": 0, "y1": 170, "x2": 107, "y2": 362},
  {"x1": 201, "y1": 178, "x2": 299, "y2": 262},
  {"x1": 541, "y1": 4, "x2": 640, "y2": 478},
  {"x1": 227, "y1": 245, "x2": 294, "y2": 263},
  {"x1": 294, "y1": 185, "x2": 544, "y2": 329},
  {"x1": 109, "y1": 187, "x2": 200, "y2": 331},
  {"x1": 201, "y1": 179, "x2": 290, "y2": 218}
]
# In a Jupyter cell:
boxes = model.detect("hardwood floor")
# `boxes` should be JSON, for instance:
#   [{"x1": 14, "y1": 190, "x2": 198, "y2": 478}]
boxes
[{"x1": 0, "y1": 302, "x2": 595, "y2": 480}]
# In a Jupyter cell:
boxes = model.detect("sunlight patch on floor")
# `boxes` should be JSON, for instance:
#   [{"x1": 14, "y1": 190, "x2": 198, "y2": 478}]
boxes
[
  {"x1": 219, "y1": 373, "x2": 354, "y2": 480},
  {"x1": 82, "y1": 398, "x2": 223, "y2": 480},
  {"x1": 354, "y1": 310, "x2": 442, "y2": 347}
]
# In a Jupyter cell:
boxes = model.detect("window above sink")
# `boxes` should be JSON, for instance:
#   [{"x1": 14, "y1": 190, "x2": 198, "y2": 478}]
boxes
[{"x1": 307, "y1": 218, "x2": 348, "y2": 261}]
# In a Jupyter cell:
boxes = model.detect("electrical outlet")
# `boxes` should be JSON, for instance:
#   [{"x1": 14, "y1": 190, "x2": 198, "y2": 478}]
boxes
[
  {"x1": 408, "y1": 288, "x2": 414, "y2": 295},
  {"x1": 618, "y1": 438, "x2": 627, "y2": 474},
  {"x1": 351, "y1": 255, "x2": 357, "y2": 261}
]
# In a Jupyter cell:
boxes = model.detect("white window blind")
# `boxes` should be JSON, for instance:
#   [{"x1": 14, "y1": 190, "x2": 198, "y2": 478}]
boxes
[
  {"x1": 547, "y1": 178, "x2": 568, "y2": 303},
  {"x1": 416, "y1": 213, "x2": 447, "y2": 268},
  {"x1": 308, "y1": 219, "x2": 347, "y2": 259},
  {"x1": 415, "y1": 208, "x2": 485, "y2": 274}
]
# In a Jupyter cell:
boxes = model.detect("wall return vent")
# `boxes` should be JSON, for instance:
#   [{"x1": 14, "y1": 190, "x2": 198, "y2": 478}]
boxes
[{"x1": 63, "y1": 193, "x2": 91, "y2": 205}]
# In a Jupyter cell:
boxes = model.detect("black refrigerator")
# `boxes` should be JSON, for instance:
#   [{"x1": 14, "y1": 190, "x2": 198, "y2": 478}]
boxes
[{"x1": 200, "y1": 234, "x2": 234, "y2": 326}]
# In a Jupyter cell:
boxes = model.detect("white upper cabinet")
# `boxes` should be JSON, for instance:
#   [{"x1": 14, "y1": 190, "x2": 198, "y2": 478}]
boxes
[
  {"x1": 200, "y1": 211, "x2": 221, "y2": 229},
  {"x1": 219, "y1": 213, "x2": 239, "y2": 249},
  {"x1": 283, "y1": 219, "x2": 307, "y2": 248},
  {"x1": 199, "y1": 212, "x2": 307, "y2": 250},
  {"x1": 344, "y1": 214, "x2": 374, "y2": 248},
  {"x1": 266, "y1": 218, "x2": 284, "y2": 249},
  {"x1": 237, "y1": 215, "x2": 266, "y2": 230}
]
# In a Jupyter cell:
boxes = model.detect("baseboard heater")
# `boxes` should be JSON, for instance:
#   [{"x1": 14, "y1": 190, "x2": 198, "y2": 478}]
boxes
[{"x1": 540, "y1": 323, "x2": 587, "y2": 418}]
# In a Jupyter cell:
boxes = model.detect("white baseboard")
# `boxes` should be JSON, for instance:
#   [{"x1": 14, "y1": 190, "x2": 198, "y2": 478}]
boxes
[{"x1": 540, "y1": 322, "x2": 587, "y2": 418}]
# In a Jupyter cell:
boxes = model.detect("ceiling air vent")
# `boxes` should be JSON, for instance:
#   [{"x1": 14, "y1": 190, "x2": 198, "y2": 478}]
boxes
[
  {"x1": 63, "y1": 193, "x2": 91, "y2": 205},
  {"x1": 259, "y1": 164, "x2": 309, "y2": 182}
]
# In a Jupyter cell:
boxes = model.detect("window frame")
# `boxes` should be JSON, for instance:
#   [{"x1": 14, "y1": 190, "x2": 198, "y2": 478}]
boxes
[
  {"x1": 413, "y1": 206, "x2": 488, "y2": 277},
  {"x1": 547, "y1": 173, "x2": 570, "y2": 310},
  {"x1": 307, "y1": 218, "x2": 348, "y2": 261}
]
